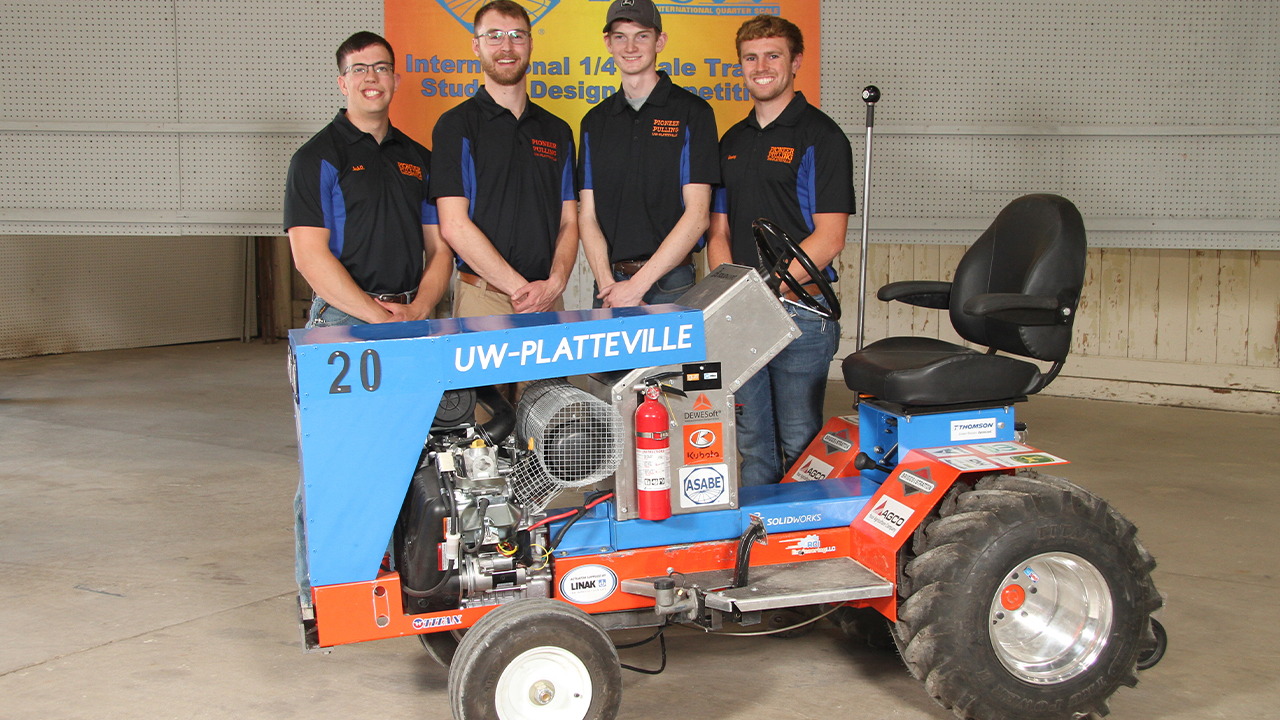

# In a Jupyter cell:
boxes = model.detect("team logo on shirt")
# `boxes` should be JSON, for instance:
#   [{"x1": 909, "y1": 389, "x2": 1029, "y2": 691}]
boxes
[
  {"x1": 351, "y1": 165, "x2": 365, "y2": 171},
  {"x1": 652, "y1": 119, "x2": 681, "y2": 138},
  {"x1": 398, "y1": 162, "x2": 422, "y2": 180},
  {"x1": 767, "y1": 146, "x2": 795, "y2": 163},
  {"x1": 531, "y1": 138, "x2": 558, "y2": 160}
]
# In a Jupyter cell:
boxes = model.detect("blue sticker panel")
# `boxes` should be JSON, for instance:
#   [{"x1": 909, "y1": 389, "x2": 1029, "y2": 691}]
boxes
[
  {"x1": 857, "y1": 403, "x2": 1018, "y2": 484},
  {"x1": 291, "y1": 306, "x2": 705, "y2": 588}
]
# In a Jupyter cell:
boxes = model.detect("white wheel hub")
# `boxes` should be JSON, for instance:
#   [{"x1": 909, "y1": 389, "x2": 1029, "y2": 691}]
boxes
[
  {"x1": 988, "y1": 551, "x2": 1113, "y2": 684},
  {"x1": 495, "y1": 645, "x2": 593, "y2": 720}
]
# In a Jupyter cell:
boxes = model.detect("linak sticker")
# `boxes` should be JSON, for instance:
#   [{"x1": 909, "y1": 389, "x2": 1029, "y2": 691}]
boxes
[
  {"x1": 864, "y1": 495, "x2": 915, "y2": 537},
  {"x1": 821, "y1": 429, "x2": 854, "y2": 455},
  {"x1": 784, "y1": 534, "x2": 837, "y2": 556},
  {"x1": 950, "y1": 417, "x2": 998, "y2": 441},
  {"x1": 791, "y1": 455, "x2": 835, "y2": 482},
  {"x1": 897, "y1": 466, "x2": 936, "y2": 496},
  {"x1": 683, "y1": 422, "x2": 724, "y2": 464},
  {"x1": 683, "y1": 393, "x2": 721, "y2": 421},
  {"x1": 679, "y1": 463, "x2": 729, "y2": 508},
  {"x1": 559, "y1": 565, "x2": 618, "y2": 605}
]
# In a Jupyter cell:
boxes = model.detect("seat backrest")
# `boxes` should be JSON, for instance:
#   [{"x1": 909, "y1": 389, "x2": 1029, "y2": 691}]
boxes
[{"x1": 950, "y1": 194, "x2": 1087, "y2": 362}]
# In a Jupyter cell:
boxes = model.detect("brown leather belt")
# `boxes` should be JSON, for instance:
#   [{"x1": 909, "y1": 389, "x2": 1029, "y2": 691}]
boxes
[
  {"x1": 781, "y1": 281, "x2": 821, "y2": 303},
  {"x1": 457, "y1": 271, "x2": 505, "y2": 294},
  {"x1": 611, "y1": 253, "x2": 694, "y2": 277},
  {"x1": 366, "y1": 290, "x2": 416, "y2": 304}
]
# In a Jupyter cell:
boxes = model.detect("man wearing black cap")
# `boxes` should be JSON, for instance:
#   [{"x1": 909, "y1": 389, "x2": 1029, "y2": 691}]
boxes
[
  {"x1": 432, "y1": 0, "x2": 578, "y2": 316},
  {"x1": 709, "y1": 15, "x2": 855, "y2": 486},
  {"x1": 578, "y1": 0, "x2": 719, "y2": 307},
  {"x1": 285, "y1": 31, "x2": 452, "y2": 327}
]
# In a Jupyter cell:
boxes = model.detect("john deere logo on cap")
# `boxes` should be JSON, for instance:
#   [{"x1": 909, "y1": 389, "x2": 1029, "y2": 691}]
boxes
[{"x1": 621, "y1": 0, "x2": 634, "y2": 5}]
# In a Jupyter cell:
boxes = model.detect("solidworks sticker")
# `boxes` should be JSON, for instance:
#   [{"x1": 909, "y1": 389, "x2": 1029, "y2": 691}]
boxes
[
  {"x1": 864, "y1": 495, "x2": 914, "y2": 537},
  {"x1": 791, "y1": 455, "x2": 835, "y2": 482},
  {"x1": 559, "y1": 565, "x2": 618, "y2": 605},
  {"x1": 785, "y1": 534, "x2": 837, "y2": 556},
  {"x1": 950, "y1": 418, "x2": 998, "y2": 441}
]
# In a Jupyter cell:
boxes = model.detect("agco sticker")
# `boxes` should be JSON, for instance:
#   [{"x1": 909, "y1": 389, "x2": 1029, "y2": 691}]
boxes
[
  {"x1": 864, "y1": 495, "x2": 914, "y2": 537},
  {"x1": 679, "y1": 463, "x2": 729, "y2": 508},
  {"x1": 559, "y1": 565, "x2": 618, "y2": 605},
  {"x1": 791, "y1": 455, "x2": 835, "y2": 482}
]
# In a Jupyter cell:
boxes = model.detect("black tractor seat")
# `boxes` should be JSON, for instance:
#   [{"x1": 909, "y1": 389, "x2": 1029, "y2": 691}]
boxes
[{"x1": 842, "y1": 194, "x2": 1087, "y2": 407}]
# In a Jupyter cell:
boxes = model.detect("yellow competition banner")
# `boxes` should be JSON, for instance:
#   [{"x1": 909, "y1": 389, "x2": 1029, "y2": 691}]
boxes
[{"x1": 385, "y1": 0, "x2": 821, "y2": 148}]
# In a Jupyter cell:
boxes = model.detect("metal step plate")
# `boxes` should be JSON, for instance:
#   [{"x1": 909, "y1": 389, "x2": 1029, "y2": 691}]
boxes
[{"x1": 620, "y1": 556, "x2": 893, "y2": 613}]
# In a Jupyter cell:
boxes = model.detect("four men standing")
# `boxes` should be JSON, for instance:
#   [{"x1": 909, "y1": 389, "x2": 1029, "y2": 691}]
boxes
[{"x1": 286, "y1": 6, "x2": 853, "y2": 487}]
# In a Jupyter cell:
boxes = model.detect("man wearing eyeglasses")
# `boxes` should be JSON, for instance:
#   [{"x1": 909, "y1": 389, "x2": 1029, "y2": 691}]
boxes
[
  {"x1": 284, "y1": 31, "x2": 453, "y2": 617},
  {"x1": 577, "y1": 0, "x2": 719, "y2": 308},
  {"x1": 431, "y1": 0, "x2": 578, "y2": 316},
  {"x1": 284, "y1": 31, "x2": 451, "y2": 328},
  {"x1": 708, "y1": 16, "x2": 855, "y2": 486}
]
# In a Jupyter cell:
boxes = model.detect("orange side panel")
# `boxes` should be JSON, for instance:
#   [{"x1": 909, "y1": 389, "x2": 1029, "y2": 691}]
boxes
[
  {"x1": 313, "y1": 571, "x2": 496, "y2": 648},
  {"x1": 781, "y1": 416, "x2": 860, "y2": 483}
]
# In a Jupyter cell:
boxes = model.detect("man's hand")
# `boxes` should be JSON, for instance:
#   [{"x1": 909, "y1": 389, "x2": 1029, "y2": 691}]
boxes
[
  {"x1": 511, "y1": 279, "x2": 564, "y2": 313},
  {"x1": 596, "y1": 277, "x2": 648, "y2": 307},
  {"x1": 375, "y1": 298, "x2": 432, "y2": 323}
]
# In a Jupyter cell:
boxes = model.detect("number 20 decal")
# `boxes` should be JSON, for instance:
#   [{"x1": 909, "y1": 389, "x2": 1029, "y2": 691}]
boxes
[{"x1": 328, "y1": 349, "x2": 381, "y2": 394}]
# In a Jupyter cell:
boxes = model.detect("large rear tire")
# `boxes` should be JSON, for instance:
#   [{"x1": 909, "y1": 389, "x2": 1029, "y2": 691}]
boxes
[
  {"x1": 448, "y1": 599, "x2": 622, "y2": 720},
  {"x1": 894, "y1": 471, "x2": 1162, "y2": 719}
]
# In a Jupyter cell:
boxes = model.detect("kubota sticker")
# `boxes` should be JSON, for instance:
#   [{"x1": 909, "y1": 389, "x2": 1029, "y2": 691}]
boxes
[{"x1": 683, "y1": 422, "x2": 724, "y2": 464}]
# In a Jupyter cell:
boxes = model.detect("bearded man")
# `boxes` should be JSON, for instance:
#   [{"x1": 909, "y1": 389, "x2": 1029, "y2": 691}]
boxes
[{"x1": 430, "y1": 0, "x2": 578, "y2": 316}]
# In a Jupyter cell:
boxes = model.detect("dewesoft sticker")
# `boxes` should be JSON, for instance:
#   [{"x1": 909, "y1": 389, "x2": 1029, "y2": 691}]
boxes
[
  {"x1": 558, "y1": 565, "x2": 618, "y2": 605},
  {"x1": 679, "y1": 463, "x2": 730, "y2": 508},
  {"x1": 864, "y1": 494, "x2": 915, "y2": 537}
]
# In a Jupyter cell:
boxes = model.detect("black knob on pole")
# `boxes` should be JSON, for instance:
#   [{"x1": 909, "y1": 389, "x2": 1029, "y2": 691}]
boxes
[{"x1": 862, "y1": 85, "x2": 880, "y2": 104}]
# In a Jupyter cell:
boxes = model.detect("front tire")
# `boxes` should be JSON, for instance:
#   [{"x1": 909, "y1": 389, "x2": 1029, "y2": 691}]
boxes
[
  {"x1": 894, "y1": 471, "x2": 1162, "y2": 719},
  {"x1": 448, "y1": 599, "x2": 622, "y2": 720}
]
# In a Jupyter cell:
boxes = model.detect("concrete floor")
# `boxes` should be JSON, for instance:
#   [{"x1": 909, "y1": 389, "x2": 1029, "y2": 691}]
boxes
[{"x1": 1, "y1": 340, "x2": 1277, "y2": 720}]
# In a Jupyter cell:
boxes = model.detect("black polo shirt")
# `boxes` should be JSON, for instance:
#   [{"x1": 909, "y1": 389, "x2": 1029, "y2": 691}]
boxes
[
  {"x1": 577, "y1": 72, "x2": 719, "y2": 263},
  {"x1": 715, "y1": 92, "x2": 855, "y2": 270},
  {"x1": 430, "y1": 86, "x2": 576, "y2": 282},
  {"x1": 283, "y1": 110, "x2": 436, "y2": 295}
]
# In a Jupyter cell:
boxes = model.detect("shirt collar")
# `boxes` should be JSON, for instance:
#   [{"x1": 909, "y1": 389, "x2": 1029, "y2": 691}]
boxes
[
  {"x1": 333, "y1": 109, "x2": 402, "y2": 146},
  {"x1": 747, "y1": 91, "x2": 809, "y2": 130},
  {"x1": 608, "y1": 71, "x2": 673, "y2": 115},
  {"x1": 475, "y1": 85, "x2": 530, "y2": 121}
]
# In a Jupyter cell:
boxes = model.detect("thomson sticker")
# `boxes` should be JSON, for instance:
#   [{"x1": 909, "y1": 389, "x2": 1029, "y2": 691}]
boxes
[
  {"x1": 679, "y1": 463, "x2": 729, "y2": 508},
  {"x1": 412, "y1": 613, "x2": 463, "y2": 630},
  {"x1": 950, "y1": 418, "x2": 998, "y2": 442},
  {"x1": 791, "y1": 455, "x2": 835, "y2": 482},
  {"x1": 559, "y1": 565, "x2": 618, "y2": 605},
  {"x1": 864, "y1": 495, "x2": 914, "y2": 537}
]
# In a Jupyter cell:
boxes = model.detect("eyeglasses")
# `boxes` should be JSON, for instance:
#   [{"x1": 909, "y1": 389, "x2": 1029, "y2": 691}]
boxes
[
  {"x1": 343, "y1": 62, "x2": 394, "y2": 77},
  {"x1": 474, "y1": 29, "x2": 530, "y2": 45}
]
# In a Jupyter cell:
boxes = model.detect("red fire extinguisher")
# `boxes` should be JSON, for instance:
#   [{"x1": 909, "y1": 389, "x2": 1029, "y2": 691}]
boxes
[{"x1": 635, "y1": 381, "x2": 672, "y2": 521}]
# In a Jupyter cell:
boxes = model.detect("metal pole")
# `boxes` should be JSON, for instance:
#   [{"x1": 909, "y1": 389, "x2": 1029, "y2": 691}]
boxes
[{"x1": 856, "y1": 86, "x2": 880, "y2": 351}]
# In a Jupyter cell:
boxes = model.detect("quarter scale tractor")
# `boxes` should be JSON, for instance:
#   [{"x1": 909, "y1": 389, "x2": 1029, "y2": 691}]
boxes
[{"x1": 290, "y1": 194, "x2": 1165, "y2": 720}]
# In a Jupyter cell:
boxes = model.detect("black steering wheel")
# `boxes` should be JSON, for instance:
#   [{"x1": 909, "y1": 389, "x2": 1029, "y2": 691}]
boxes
[{"x1": 752, "y1": 218, "x2": 842, "y2": 321}]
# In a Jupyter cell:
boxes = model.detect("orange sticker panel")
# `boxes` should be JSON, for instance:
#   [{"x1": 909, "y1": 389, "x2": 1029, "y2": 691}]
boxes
[{"x1": 683, "y1": 422, "x2": 724, "y2": 464}]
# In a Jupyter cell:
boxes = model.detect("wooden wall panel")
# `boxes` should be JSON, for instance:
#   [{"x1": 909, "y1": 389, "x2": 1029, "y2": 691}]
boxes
[
  {"x1": 1186, "y1": 250, "x2": 1221, "y2": 364},
  {"x1": 887, "y1": 244, "x2": 915, "y2": 337},
  {"x1": 1156, "y1": 250, "x2": 1189, "y2": 362},
  {"x1": 1216, "y1": 250, "x2": 1252, "y2": 366},
  {"x1": 1127, "y1": 249, "x2": 1160, "y2": 359},
  {"x1": 1098, "y1": 248, "x2": 1131, "y2": 357},
  {"x1": 1073, "y1": 249, "x2": 1102, "y2": 356},
  {"x1": 1247, "y1": 251, "x2": 1280, "y2": 367},
  {"x1": 912, "y1": 243, "x2": 940, "y2": 339}
]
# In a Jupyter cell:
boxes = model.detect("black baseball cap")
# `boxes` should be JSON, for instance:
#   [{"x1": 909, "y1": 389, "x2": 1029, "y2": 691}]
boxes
[{"x1": 603, "y1": 0, "x2": 662, "y2": 33}]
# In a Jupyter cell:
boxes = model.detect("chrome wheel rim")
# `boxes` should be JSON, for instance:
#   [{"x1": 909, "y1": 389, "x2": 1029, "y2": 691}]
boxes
[
  {"x1": 988, "y1": 551, "x2": 1113, "y2": 684},
  {"x1": 495, "y1": 645, "x2": 592, "y2": 720}
]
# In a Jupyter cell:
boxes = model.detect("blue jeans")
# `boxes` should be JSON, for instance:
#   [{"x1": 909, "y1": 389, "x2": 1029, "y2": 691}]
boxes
[
  {"x1": 592, "y1": 262, "x2": 697, "y2": 308},
  {"x1": 296, "y1": 297, "x2": 367, "y2": 609},
  {"x1": 735, "y1": 302, "x2": 841, "y2": 486}
]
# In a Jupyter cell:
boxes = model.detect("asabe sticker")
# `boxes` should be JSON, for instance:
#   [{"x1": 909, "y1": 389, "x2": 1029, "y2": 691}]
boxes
[
  {"x1": 679, "y1": 463, "x2": 729, "y2": 508},
  {"x1": 864, "y1": 495, "x2": 915, "y2": 537},
  {"x1": 791, "y1": 455, "x2": 835, "y2": 482},
  {"x1": 950, "y1": 418, "x2": 998, "y2": 441},
  {"x1": 559, "y1": 565, "x2": 618, "y2": 605},
  {"x1": 784, "y1": 534, "x2": 837, "y2": 556}
]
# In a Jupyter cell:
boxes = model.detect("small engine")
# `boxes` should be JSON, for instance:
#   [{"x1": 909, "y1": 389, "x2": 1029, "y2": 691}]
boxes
[{"x1": 395, "y1": 380, "x2": 623, "y2": 614}]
